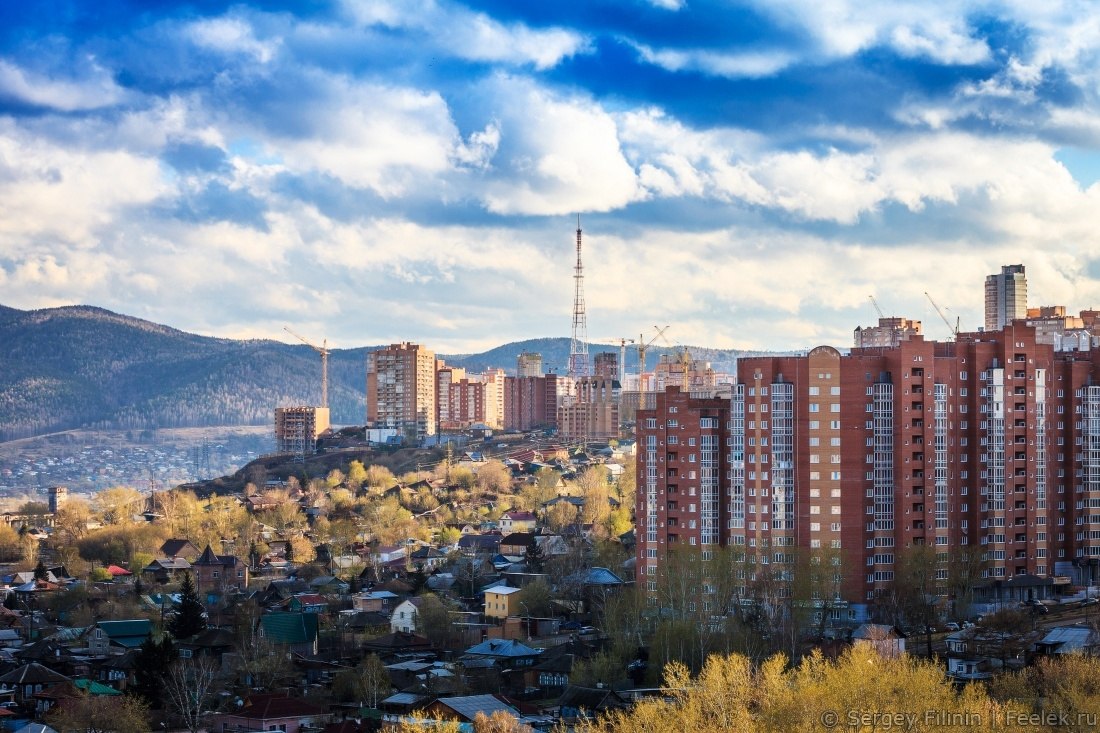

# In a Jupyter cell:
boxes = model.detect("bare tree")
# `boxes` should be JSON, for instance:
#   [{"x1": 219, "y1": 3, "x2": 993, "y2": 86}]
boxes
[{"x1": 164, "y1": 657, "x2": 222, "y2": 733}]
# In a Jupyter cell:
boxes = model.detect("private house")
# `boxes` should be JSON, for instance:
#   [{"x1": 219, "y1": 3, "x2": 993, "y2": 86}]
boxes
[
  {"x1": 288, "y1": 594, "x2": 329, "y2": 614},
  {"x1": 420, "y1": 694, "x2": 522, "y2": 725},
  {"x1": 499, "y1": 512, "x2": 537, "y2": 534},
  {"x1": 176, "y1": 627, "x2": 236, "y2": 662},
  {"x1": 852, "y1": 624, "x2": 906, "y2": 657},
  {"x1": 0, "y1": 663, "x2": 70, "y2": 708},
  {"x1": 483, "y1": 586, "x2": 522, "y2": 620},
  {"x1": 210, "y1": 692, "x2": 326, "y2": 733},
  {"x1": 191, "y1": 545, "x2": 248, "y2": 597},
  {"x1": 459, "y1": 640, "x2": 542, "y2": 696},
  {"x1": 260, "y1": 612, "x2": 320, "y2": 657},
  {"x1": 408, "y1": 546, "x2": 447, "y2": 570},
  {"x1": 457, "y1": 533, "x2": 501, "y2": 557},
  {"x1": 141, "y1": 557, "x2": 191, "y2": 585},
  {"x1": 83, "y1": 620, "x2": 154, "y2": 655},
  {"x1": 308, "y1": 576, "x2": 349, "y2": 596},
  {"x1": 498, "y1": 533, "x2": 535, "y2": 558},
  {"x1": 1034, "y1": 626, "x2": 1099, "y2": 656},
  {"x1": 944, "y1": 629, "x2": 992, "y2": 681},
  {"x1": 558, "y1": 685, "x2": 630, "y2": 725},
  {"x1": 354, "y1": 590, "x2": 400, "y2": 613},
  {"x1": 159, "y1": 539, "x2": 201, "y2": 561},
  {"x1": 390, "y1": 598, "x2": 425, "y2": 634}
]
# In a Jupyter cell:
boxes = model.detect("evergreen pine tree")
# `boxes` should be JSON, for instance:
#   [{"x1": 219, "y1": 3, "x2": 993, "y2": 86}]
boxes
[
  {"x1": 33, "y1": 560, "x2": 48, "y2": 581},
  {"x1": 167, "y1": 572, "x2": 206, "y2": 640},
  {"x1": 133, "y1": 635, "x2": 177, "y2": 708},
  {"x1": 524, "y1": 539, "x2": 546, "y2": 573}
]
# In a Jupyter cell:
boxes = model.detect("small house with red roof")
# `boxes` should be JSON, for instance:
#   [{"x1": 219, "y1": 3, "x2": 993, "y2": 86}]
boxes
[{"x1": 499, "y1": 511, "x2": 537, "y2": 534}]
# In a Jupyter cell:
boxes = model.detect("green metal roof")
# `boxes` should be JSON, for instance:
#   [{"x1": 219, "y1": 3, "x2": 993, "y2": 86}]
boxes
[
  {"x1": 74, "y1": 679, "x2": 121, "y2": 696},
  {"x1": 260, "y1": 612, "x2": 319, "y2": 645}
]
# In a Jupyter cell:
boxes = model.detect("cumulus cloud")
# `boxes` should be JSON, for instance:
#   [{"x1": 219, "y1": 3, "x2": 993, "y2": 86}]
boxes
[
  {"x1": 341, "y1": 0, "x2": 590, "y2": 69},
  {"x1": 0, "y1": 58, "x2": 130, "y2": 111},
  {"x1": 476, "y1": 76, "x2": 641, "y2": 215},
  {"x1": 185, "y1": 16, "x2": 281, "y2": 63},
  {"x1": 630, "y1": 42, "x2": 797, "y2": 78}
]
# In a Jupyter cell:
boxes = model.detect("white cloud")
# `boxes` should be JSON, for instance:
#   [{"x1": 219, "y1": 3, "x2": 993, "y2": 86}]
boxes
[
  {"x1": 477, "y1": 76, "x2": 641, "y2": 215},
  {"x1": 630, "y1": 42, "x2": 796, "y2": 78},
  {"x1": 0, "y1": 58, "x2": 130, "y2": 111},
  {"x1": 341, "y1": 0, "x2": 590, "y2": 69},
  {"x1": 745, "y1": 0, "x2": 989, "y2": 65},
  {"x1": 185, "y1": 16, "x2": 281, "y2": 63}
]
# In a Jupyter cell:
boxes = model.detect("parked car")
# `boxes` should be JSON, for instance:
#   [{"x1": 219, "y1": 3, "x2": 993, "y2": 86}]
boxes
[
  {"x1": 945, "y1": 622, "x2": 960, "y2": 632},
  {"x1": 1082, "y1": 598, "x2": 1098, "y2": 607}
]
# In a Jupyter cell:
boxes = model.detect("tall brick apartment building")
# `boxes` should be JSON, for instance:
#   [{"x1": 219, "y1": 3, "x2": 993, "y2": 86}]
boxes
[{"x1": 637, "y1": 321, "x2": 1100, "y2": 622}]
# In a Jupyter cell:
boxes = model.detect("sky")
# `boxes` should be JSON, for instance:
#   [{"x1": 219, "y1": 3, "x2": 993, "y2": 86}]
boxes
[{"x1": 2, "y1": 1, "x2": 1100, "y2": 355}]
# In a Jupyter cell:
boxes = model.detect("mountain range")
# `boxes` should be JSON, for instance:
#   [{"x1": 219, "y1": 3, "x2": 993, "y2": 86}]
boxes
[{"x1": 0, "y1": 304, "x2": 763, "y2": 441}]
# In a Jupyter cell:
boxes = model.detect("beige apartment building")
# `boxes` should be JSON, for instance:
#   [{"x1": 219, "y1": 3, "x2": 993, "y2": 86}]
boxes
[{"x1": 367, "y1": 343, "x2": 437, "y2": 440}]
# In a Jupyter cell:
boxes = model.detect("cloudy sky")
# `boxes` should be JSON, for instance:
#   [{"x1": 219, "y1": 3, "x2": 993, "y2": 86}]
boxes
[{"x1": 2, "y1": 1, "x2": 1100, "y2": 354}]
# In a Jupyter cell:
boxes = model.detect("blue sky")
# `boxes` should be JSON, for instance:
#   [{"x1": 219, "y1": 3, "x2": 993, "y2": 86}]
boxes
[{"x1": 2, "y1": 1, "x2": 1100, "y2": 354}]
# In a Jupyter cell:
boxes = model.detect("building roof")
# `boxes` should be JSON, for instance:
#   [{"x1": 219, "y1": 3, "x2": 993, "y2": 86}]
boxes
[
  {"x1": 583, "y1": 567, "x2": 624, "y2": 586},
  {"x1": 0, "y1": 662, "x2": 70, "y2": 686},
  {"x1": 484, "y1": 585, "x2": 521, "y2": 597},
  {"x1": 1036, "y1": 625, "x2": 1096, "y2": 654},
  {"x1": 464, "y1": 639, "x2": 540, "y2": 658},
  {"x1": 236, "y1": 693, "x2": 325, "y2": 720},
  {"x1": 504, "y1": 511, "x2": 537, "y2": 521},
  {"x1": 430, "y1": 694, "x2": 519, "y2": 723},
  {"x1": 144, "y1": 557, "x2": 192, "y2": 571},
  {"x1": 160, "y1": 539, "x2": 200, "y2": 557},
  {"x1": 499, "y1": 532, "x2": 535, "y2": 548},
  {"x1": 90, "y1": 619, "x2": 154, "y2": 647},
  {"x1": 361, "y1": 591, "x2": 399, "y2": 601},
  {"x1": 260, "y1": 612, "x2": 319, "y2": 645},
  {"x1": 73, "y1": 679, "x2": 122, "y2": 696},
  {"x1": 105, "y1": 565, "x2": 132, "y2": 576},
  {"x1": 193, "y1": 545, "x2": 240, "y2": 568}
]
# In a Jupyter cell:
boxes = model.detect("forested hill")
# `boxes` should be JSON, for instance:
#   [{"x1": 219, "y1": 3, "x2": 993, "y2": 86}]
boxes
[{"x1": 0, "y1": 305, "x2": 763, "y2": 441}]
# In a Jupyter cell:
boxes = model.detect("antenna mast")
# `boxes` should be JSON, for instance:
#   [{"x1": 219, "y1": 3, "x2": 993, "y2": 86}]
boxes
[{"x1": 568, "y1": 215, "x2": 589, "y2": 380}]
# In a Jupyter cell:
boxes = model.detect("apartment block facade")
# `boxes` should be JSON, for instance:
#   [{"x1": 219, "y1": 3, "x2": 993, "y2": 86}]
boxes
[
  {"x1": 367, "y1": 343, "x2": 437, "y2": 439},
  {"x1": 637, "y1": 322, "x2": 1100, "y2": 621},
  {"x1": 503, "y1": 374, "x2": 566, "y2": 432}
]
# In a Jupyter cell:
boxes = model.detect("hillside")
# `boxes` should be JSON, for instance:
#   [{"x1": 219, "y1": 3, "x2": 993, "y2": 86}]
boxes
[{"x1": 0, "y1": 304, "x2": 765, "y2": 442}]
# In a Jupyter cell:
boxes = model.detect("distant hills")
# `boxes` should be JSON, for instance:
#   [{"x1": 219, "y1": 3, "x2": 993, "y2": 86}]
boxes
[{"x1": 0, "y1": 304, "x2": 763, "y2": 442}]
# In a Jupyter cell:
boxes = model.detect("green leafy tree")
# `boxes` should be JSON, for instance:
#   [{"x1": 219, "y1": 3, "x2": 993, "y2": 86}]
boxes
[{"x1": 168, "y1": 573, "x2": 206, "y2": 640}]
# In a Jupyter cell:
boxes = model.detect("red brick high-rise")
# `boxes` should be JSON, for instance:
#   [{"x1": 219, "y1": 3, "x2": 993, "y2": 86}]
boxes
[{"x1": 637, "y1": 321, "x2": 1100, "y2": 623}]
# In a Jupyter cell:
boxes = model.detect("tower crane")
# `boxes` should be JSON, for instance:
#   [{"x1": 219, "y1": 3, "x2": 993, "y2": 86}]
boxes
[
  {"x1": 637, "y1": 326, "x2": 671, "y2": 411},
  {"x1": 868, "y1": 295, "x2": 885, "y2": 319},
  {"x1": 924, "y1": 292, "x2": 959, "y2": 339},
  {"x1": 592, "y1": 337, "x2": 636, "y2": 384},
  {"x1": 284, "y1": 326, "x2": 330, "y2": 409}
]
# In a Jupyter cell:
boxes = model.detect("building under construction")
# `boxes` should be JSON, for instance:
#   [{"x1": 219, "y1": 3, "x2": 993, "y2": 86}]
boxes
[{"x1": 274, "y1": 406, "x2": 330, "y2": 457}]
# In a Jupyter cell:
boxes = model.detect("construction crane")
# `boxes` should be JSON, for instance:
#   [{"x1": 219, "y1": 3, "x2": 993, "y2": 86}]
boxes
[
  {"x1": 592, "y1": 337, "x2": 636, "y2": 384},
  {"x1": 868, "y1": 294, "x2": 885, "y2": 319},
  {"x1": 637, "y1": 326, "x2": 671, "y2": 411},
  {"x1": 284, "y1": 326, "x2": 330, "y2": 409},
  {"x1": 924, "y1": 292, "x2": 959, "y2": 338}
]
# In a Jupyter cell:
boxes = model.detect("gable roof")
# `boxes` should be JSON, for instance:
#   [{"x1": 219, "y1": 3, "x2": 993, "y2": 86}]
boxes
[
  {"x1": 193, "y1": 545, "x2": 239, "y2": 568},
  {"x1": 160, "y1": 539, "x2": 200, "y2": 557},
  {"x1": 430, "y1": 694, "x2": 519, "y2": 723},
  {"x1": 0, "y1": 662, "x2": 70, "y2": 686},
  {"x1": 89, "y1": 616, "x2": 152, "y2": 647},
  {"x1": 236, "y1": 693, "x2": 325, "y2": 720},
  {"x1": 463, "y1": 638, "x2": 540, "y2": 658},
  {"x1": 260, "y1": 612, "x2": 319, "y2": 645}
]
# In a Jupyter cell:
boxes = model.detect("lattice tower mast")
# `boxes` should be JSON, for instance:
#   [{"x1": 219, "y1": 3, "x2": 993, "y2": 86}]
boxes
[{"x1": 568, "y1": 215, "x2": 589, "y2": 381}]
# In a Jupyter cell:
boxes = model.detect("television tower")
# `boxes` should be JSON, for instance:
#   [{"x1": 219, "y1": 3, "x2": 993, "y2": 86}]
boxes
[{"x1": 568, "y1": 215, "x2": 589, "y2": 381}]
